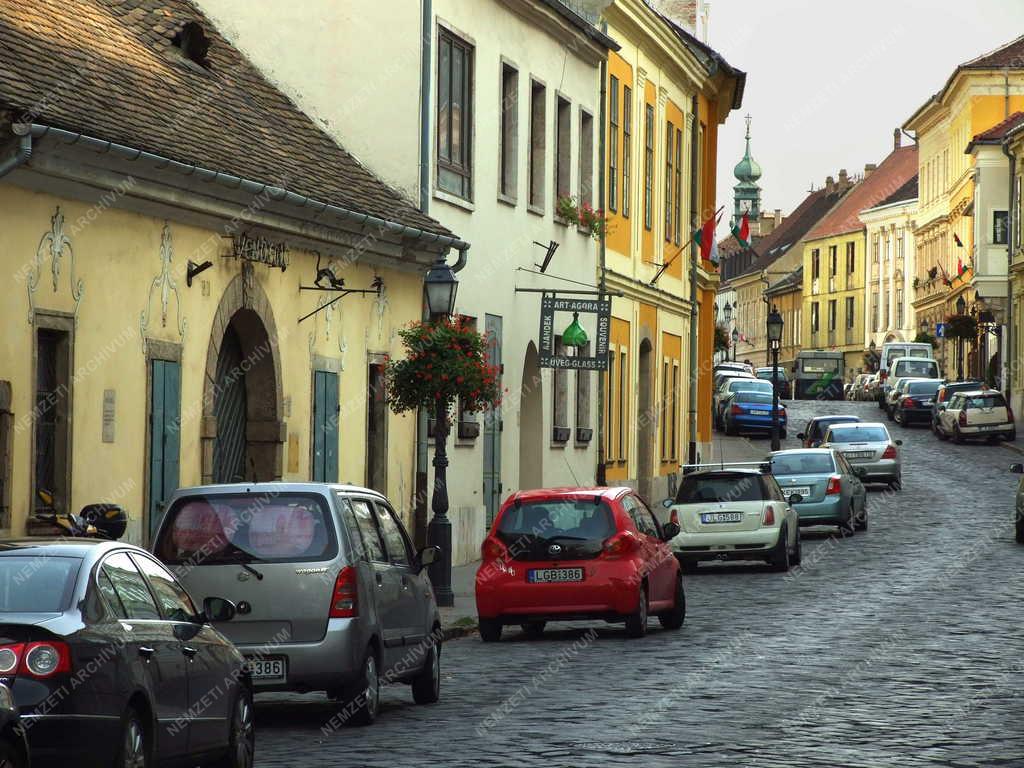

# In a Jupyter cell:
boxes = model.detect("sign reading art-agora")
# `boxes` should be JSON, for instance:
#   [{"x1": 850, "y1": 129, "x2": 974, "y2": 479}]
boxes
[{"x1": 538, "y1": 292, "x2": 610, "y2": 370}]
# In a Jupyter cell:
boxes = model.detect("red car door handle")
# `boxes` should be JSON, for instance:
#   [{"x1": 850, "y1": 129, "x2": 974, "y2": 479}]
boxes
[{"x1": 138, "y1": 646, "x2": 155, "y2": 660}]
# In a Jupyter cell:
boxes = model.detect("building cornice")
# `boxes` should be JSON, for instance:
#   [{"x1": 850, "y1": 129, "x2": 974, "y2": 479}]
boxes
[{"x1": 605, "y1": 269, "x2": 693, "y2": 315}]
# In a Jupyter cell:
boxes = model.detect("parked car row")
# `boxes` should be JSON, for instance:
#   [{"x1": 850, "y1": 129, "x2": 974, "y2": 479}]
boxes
[{"x1": 0, "y1": 482, "x2": 445, "y2": 767}]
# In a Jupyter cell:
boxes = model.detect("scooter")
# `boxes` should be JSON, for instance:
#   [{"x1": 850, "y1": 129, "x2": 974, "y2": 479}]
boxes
[{"x1": 32, "y1": 490, "x2": 127, "y2": 540}]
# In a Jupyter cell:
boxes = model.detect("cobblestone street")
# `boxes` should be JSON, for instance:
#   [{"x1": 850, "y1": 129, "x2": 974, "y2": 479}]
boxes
[{"x1": 255, "y1": 398, "x2": 1024, "y2": 767}]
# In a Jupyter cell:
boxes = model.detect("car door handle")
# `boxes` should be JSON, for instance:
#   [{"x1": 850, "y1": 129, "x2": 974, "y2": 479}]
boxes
[
  {"x1": 182, "y1": 646, "x2": 198, "y2": 659},
  {"x1": 375, "y1": 573, "x2": 384, "y2": 586},
  {"x1": 138, "y1": 646, "x2": 155, "y2": 660}
]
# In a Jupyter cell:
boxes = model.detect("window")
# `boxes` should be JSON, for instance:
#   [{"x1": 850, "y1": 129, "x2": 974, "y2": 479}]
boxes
[
  {"x1": 436, "y1": 28, "x2": 473, "y2": 199},
  {"x1": 456, "y1": 315, "x2": 478, "y2": 430},
  {"x1": 579, "y1": 110, "x2": 593, "y2": 208},
  {"x1": 829, "y1": 245, "x2": 837, "y2": 276},
  {"x1": 643, "y1": 103, "x2": 654, "y2": 230},
  {"x1": 347, "y1": 498, "x2": 388, "y2": 563},
  {"x1": 608, "y1": 76, "x2": 619, "y2": 212},
  {"x1": 622, "y1": 495, "x2": 658, "y2": 537},
  {"x1": 553, "y1": 339, "x2": 569, "y2": 437},
  {"x1": 0, "y1": 556, "x2": 79, "y2": 613},
  {"x1": 134, "y1": 554, "x2": 196, "y2": 623},
  {"x1": 994, "y1": 210, "x2": 1009, "y2": 245},
  {"x1": 896, "y1": 288, "x2": 904, "y2": 327},
  {"x1": 660, "y1": 359, "x2": 670, "y2": 460},
  {"x1": 606, "y1": 350, "x2": 615, "y2": 460},
  {"x1": 811, "y1": 302, "x2": 820, "y2": 333},
  {"x1": 156, "y1": 493, "x2": 337, "y2": 564},
  {"x1": 676, "y1": 474, "x2": 764, "y2": 504},
  {"x1": 374, "y1": 503, "x2": 413, "y2": 567},
  {"x1": 828, "y1": 300, "x2": 837, "y2": 331},
  {"x1": 664, "y1": 121, "x2": 674, "y2": 241},
  {"x1": 671, "y1": 362, "x2": 679, "y2": 460},
  {"x1": 618, "y1": 349, "x2": 627, "y2": 459},
  {"x1": 575, "y1": 341, "x2": 591, "y2": 437},
  {"x1": 529, "y1": 80, "x2": 546, "y2": 208},
  {"x1": 846, "y1": 241, "x2": 855, "y2": 274},
  {"x1": 845, "y1": 296, "x2": 855, "y2": 329},
  {"x1": 622, "y1": 86, "x2": 632, "y2": 219},
  {"x1": 499, "y1": 63, "x2": 518, "y2": 200},
  {"x1": 97, "y1": 569, "x2": 127, "y2": 619},
  {"x1": 555, "y1": 96, "x2": 571, "y2": 206},
  {"x1": 872, "y1": 294, "x2": 879, "y2": 332},
  {"x1": 811, "y1": 249, "x2": 820, "y2": 280},
  {"x1": 34, "y1": 326, "x2": 71, "y2": 517},
  {"x1": 674, "y1": 127, "x2": 683, "y2": 245},
  {"x1": 102, "y1": 553, "x2": 160, "y2": 620}
]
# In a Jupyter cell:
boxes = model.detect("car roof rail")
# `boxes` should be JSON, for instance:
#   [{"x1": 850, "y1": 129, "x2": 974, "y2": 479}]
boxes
[{"x1": 680, "y1": 461, "x2": 770, "y2": 473}]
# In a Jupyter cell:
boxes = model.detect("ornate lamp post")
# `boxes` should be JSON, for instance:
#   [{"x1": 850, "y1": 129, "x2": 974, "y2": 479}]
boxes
[
  {"x1": 956, "y1": 295, "x2": 966, "y2": 381},
  {"x1": 868, "y1": 340, "x2": 877, "y2": 373},
  {"x1": 767, "y1": 306, "x2": 784, "y2": 451},
  {"x1": 424, "y1": 257, "x2": 459, "y2": 607},
  {"x1": 731, "y1": 328, "x2": 739, "y2": 363}
]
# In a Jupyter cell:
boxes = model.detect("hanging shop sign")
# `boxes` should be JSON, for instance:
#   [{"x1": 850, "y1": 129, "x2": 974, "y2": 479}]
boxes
[
  {"x1": 228, "y1": 233, "x2": 289, "y2": 271},
  {"x1": 538, "y1": 293, "x2": 610, "y2": 370}
]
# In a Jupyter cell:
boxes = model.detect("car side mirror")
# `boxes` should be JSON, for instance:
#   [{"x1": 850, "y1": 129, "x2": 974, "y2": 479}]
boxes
[
  {"x1": 1010, "y1": 463, "x2": 1024, "y2": 474},
  {"x1": 661, "y1": 498, "x2": 674, "y2": 509},
  {"x1": 417, "y1": 545, "x2": 441, "y2": 572},
  {"x1": 895, "y1": 440, "x2": 903, "y2": 446},
  {"x1": 202, "y1": 596, "x2": 237, "y2": 623},
  {"x1": 660, "y1": 521, "x2": 680, "y2": 541},
  {"x1": 788, "y1": 494, "x2": 803, "y2": 504}
]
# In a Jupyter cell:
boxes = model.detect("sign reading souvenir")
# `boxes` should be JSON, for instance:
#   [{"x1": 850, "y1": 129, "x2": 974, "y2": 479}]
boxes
[
  {"x1": 229, "y1": 233, "x2": 289, "y2": 271},
  {"x1": 538, "y1": 293, "x2": 610, "y2": 370}
]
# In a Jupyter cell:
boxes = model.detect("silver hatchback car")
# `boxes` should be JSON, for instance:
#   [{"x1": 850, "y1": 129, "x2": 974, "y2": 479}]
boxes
[
  {"x1": 819, "y1": 422, "x2": 903, "y2": 490},
  {"x1": 152, "y1": 482, "x2": 441, "y2": 725}
]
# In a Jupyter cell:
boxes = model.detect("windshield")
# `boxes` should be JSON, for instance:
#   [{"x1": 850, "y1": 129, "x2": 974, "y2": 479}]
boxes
[
  {"x1": 801, "y1": 358, "x2": 840, "y2": 373},
  {"x1": 909, "y1": 349, "x2": 931, "y2": 357},
  {"x1": 827, "y1": 427, "x2": 890, "y2": 443},
  {"x1": 676, "y1": 474, "x2": 764, "y2": 503},
  {"x1": 157, "y1": 492, "x2": 337, "y2": 564},
  {"x1": 907, "y1": 381, "x2": 940, "y2": 395},
  {"x1": 965, "y1": 394, "x2": 1006, "y2": 409},
  {"x1": 895, "y1": 360, "x2": 938, "y2": 377},
  {"x1": 0, "y1": 556, "x2": 80, "y2": 612},
  {"x1": 497, "y1": 501, "x2": 616, "y2": 542},
  {"x1": 771, "y1": 453, "x2": 835, "y2": 475}
]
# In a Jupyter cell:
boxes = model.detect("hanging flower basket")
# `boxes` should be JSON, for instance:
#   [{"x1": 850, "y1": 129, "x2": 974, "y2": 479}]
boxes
[
  {"x1": 385, "y1": 318, "x2": 502, "y2": 415},
  {"x1": 714, "y1": 323, "x2": 730, "y2": 353},
  {"x1": 943, "y1": 313, "x2": 977, "y2": 339},
  {"x1": 556, "y1": 195, "x2": 608, "y2": 240}
]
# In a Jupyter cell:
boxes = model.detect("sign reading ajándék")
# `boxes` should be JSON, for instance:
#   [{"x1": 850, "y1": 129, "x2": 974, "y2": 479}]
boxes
[{"x1": 538, "y1": 292, "x2": 610, "y2": 370}]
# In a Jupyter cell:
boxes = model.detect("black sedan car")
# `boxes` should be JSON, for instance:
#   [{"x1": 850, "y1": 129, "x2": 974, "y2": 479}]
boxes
[
  {"x1": 0, "y1": 540, "x2": 252, "y2": 768},
  {"x1": 797, "y1": 415, "x2": 862, "y2": 448}
]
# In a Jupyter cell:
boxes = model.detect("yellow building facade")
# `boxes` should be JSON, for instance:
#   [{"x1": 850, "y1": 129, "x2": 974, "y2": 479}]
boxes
[
  {"x1": 601, "y1": 0, "x2": 743, "y2": 499},
  {"x1": 1005, "y1": 122, "x2": 1024, "y2": 414}
]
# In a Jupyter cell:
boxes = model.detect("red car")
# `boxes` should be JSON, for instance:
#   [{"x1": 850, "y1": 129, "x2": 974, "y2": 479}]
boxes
[{"x1": 475, "y1": 487, "x2": 684, "y2": 641}]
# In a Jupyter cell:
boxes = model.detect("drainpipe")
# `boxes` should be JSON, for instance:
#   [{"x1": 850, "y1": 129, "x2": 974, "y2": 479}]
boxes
[
  {"x1": 0, "y1": 132, "x2": 32, "y2": 178},
  {"x1": 1003, "y1": 139, "x2": 1016, "y2": 402},
  {"x1": 687, "y1": 95, "x2": 699, "y2": 469},
  {"x1": 596, "y1": 38, "x2": 608, "y2": 487}
]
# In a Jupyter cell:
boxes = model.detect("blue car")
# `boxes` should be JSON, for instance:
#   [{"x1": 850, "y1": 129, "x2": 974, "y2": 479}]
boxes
[
  {"x1": 722, "y1": 390, "x2": 787, "y2": 437},
  {"x1": 770, "y1": 448, "x2": 868, "y2": 534}
]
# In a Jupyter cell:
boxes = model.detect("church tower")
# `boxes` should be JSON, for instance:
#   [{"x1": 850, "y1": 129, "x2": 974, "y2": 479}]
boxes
[{"x1": 732, "y1": 114, "x2": 762, "y2": 226}]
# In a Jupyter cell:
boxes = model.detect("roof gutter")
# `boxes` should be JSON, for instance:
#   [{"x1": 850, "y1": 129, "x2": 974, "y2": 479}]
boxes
[
  {"x1": 0, "y1": 131, "x2": 32, "y2": 178},
  {"x1": 13, "y1": 122, "x2": 471, "y2": 262}
]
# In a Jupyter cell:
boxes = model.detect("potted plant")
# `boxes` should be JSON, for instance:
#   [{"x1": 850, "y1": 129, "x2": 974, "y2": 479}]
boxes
[
  {"x1": 555, "y1": 195, "x2": 578, "y2": 226},
  {"x1": 943, "y1": 313, "x2": 977, "y2": 339}
]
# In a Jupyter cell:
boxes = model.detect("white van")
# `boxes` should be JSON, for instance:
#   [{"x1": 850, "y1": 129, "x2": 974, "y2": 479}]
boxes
[
  {"x1": 877, "y1": 342, "x2": 934, "y2": 405},
  {"x1": 886, "y1": 356, "x2": 941, "y2": 392}
]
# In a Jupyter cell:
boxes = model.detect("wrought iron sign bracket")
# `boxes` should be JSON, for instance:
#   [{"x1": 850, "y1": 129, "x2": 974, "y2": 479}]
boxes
[
  {"x1": 298, "y1": 276, "x2": 384, "y2": 323},
  {"x1": 186, "y1": 259, "x2": 213, "y2": 287}
]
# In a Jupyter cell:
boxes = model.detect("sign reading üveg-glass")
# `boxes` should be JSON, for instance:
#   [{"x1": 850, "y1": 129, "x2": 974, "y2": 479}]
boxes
[{"x1": 538, "y1": 293, "x2": 611, "y2": 370}]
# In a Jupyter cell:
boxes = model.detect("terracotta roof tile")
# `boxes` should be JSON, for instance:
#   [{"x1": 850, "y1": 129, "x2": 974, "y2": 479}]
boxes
[
  {"x1": 805, "y1": 146, "x2": 918, "y2": 241},
  {"x1": 968, "y1": 111, "x2": 1024, "y2": 147},
  {"x1": 961, "y1": 34, "x2": 1024, "y2": 70},
  {"x1": 0, "y1": 0, "x2": 455, "y2": 239}
]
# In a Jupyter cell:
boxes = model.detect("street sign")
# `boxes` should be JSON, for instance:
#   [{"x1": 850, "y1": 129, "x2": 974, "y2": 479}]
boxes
[
  {"x1": 538, "y1": 292, "x2": 611, "y2": 370},
  {"x1": 936, "y1": 323, "x2": 945, "y2": 338}
]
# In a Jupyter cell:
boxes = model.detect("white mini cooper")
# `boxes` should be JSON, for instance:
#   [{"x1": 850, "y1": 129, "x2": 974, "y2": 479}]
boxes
[{"x1": 662, "y1": 467, "x2": 802, "y2": 573}]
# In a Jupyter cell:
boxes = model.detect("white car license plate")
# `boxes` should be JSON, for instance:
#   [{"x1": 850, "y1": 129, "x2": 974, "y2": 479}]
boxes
[
  {"x1": 750, "y1": 409, "x2": 769, "y2": 415},
  {"x1": 922, "y1": 399, "x2": 933, "y2": 406},
  {"x1": 785, "y1": 486, "x2": 811, "y2": 498},
  {"x1": 845, "y1": 451, "x2": 874, "y2": 459},
  {"x1": 528, "y1": 568, "x2": 584, "y2": 583},
  {"x1": 977, "y1": 424, "x2": 998, "y2": 431},
  {"x1": 246, "y1": 657, "x2": 286, "y2": 681},
  {"x1": 701, "y1": 512, "x2": 743, "y2": 524}
]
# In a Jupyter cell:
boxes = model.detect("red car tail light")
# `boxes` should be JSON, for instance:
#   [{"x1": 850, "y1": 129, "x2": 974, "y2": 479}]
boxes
[
  {"x1": 881, "y1": 445, "x2": 897, "y2": 460},
  {"x1": 1008, "y1": 406, "x2": 1015, "y2": 423},
  {"x1": 481, "y1": 536, "x2": 508, "y2": 561},
  {"x1": 901, "y1": 397, "x2": 914, "y2": 408},
  {"x1": 730, "y1": 404, "x2": 743, "y2": 415},
  {"x1": 880, "y1": 371, "x2": 888, "y2": 381},
  {"x1": 958, "y1": 410, "x2": 968, "y2": 427},
  {"x1": 602, "y1": 531, "x2": 639, "y2": 558},
  {"x1": 762, "y1": 506, "x2": 775, "y2": 526},
  {"x1": 329, "y1": 566, "x2": 358, "y2": 618},
  {"x1": 670, "y1": 508, "x2": 679, "y2": 526},
  {"x1": 826, "y1": 475, "x2": 842, "y2": 495},
  {"x1": 22, "y1": 642, "x2": 71, "y2": 678}
]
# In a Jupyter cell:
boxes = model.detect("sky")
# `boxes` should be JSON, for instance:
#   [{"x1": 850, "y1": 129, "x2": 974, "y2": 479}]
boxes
[{"x1": 707, "y1": 0, "x2": 1024, "y2": 231}]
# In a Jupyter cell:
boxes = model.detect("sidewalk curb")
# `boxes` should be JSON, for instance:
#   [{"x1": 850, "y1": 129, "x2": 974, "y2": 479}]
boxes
[
  {"x1": 1002, "y1": 442, "x2": 1024, "y2": 456},
  {"x1": 442, "y1": 622, "x2": 478, "y2": 641}
]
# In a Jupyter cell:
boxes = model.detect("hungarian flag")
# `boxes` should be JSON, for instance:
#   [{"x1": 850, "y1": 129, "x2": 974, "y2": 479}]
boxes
[
  {"x1": 957, "y1": 257, "x2": 966, "y2": 276},
  {"x1": 731, "y1": 211, "x2": 751, "y2": 249},
  {"x1": 693, "y1": 207, "x2": 724, "y2": 264}
]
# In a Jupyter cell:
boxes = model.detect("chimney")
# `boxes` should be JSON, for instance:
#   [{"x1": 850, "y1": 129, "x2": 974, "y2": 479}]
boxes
[
  {"x1": 825, "y1": 175, "x2": 835, "y2": 194},
  {"x1": 864, "y1": 163, "x2": 877, "y2": 178},
  {"x1": 838, "y1": 168, "x2": 849, "y2": 186},
  {"x1": 649, "y1": 0, "x2": 699, "y2": 34},
  {"x1": 893, "y1": 128, "x2": 901, "y2": 151},
  {"x1": 774, "y1": 208, "x2": 782, "y2": 226}
]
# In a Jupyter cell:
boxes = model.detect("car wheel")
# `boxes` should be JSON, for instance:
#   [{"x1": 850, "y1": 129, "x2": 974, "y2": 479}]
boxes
[
  {"x1": 953, "y1": 427, "x2": 965, "y2": 445},
  {"x1": 520, "y1": 621, "x2": 546, "y2": 639},
  {"x1": 886, "y1": 406, "x2": 894, "y2": 421},
  {"x1": 1016, "y1": 515, "x2": 1024, "y2": 544},
  {"x1": 115, "y1": 706, "x2": 150, "y2": 768},
  {"x1": 855, "y1": 502, "x2": 869, "y2": 532},
  {"x1": 478, "y1": 618, "x2": 502, "y2": 643},
  {"x1": 791, "y1": 529, "x2": 802, "y2": 565},
  {"x1": 346, "y1": 649, "x2": 380, "y2": 726},
  {"x1": 769, "y1": 527, "x2": 791, "y2": 572},
  {"x1": 679, "y1": 558, "x2": 699, "y2": 574},
  {"x1": 1010, "y1": 430, "x2": 1017, "y2": 442},
  {"x1": 658, "y1": 576, "x2": 686, "y2": 630},
  {"x1": 0, "y1": 737, "x2": 27, "y2": 768},
  {"x1": 936, "y1": 422, "x2": 949, "y2": 441},
  {"x1": 724, "y1": 420, "x2": 738, "y2": 436},
  {"x1": 890, "y1": 475, "x2": 902, "y2": 491},
  {"x1": 780, "y1": 428, "x2": 788, "y2": 439},
  {"x1": 411, "y1": 638, "x2": 441, "y2": 705},
  {"x1": 211, "y1": 687, "x2": 255, "y2": 768},
  {"x1": 624, "y1": 584, "x2": 649, "y2": 638}
]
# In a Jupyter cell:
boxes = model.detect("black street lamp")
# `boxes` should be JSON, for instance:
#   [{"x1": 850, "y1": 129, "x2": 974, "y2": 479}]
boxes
[
  {"x1": 731, "y1": 328, "x2": 739, "y2": 362},
  {"x1": 723, "y1": 302, "x2": 733, "y2": 324},
  {"x1": 767, "y1": 306, "x2": 784, "y2": 451},
  {"x1": 424, "y1": 257, "x2": 459, "y2": 608}
]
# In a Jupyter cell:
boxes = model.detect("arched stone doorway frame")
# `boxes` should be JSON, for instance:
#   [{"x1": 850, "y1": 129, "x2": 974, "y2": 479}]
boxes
[{"x1": 201, "y1": 267, "x2": 285, "y2": 484}]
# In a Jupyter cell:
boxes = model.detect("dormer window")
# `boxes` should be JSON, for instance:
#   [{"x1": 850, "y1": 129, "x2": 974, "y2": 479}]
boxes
[{"x1": 172, "y1": 21, "x2": 211, "y2": 69}]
